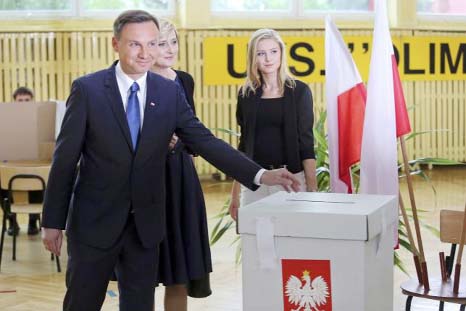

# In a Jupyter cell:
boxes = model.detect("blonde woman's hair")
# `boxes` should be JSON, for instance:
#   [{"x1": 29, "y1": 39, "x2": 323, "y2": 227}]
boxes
[
  {"x1": 241, "y1": 28, "x2": 295, "y2": 97},
  {"x1": 158, "y1": 18, "x2": 178, "y2": 38}
]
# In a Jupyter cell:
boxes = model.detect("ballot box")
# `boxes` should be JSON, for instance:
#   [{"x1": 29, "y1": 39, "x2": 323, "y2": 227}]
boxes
[
  {"x1": 238, "y1": 191, "x2": 397, "y2": 311},
  {"x1": 0, "y1": 101, "x2": 56, "y2": 161}
]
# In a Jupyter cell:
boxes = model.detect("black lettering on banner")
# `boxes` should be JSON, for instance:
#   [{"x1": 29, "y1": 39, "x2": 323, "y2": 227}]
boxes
[
  {"x1": 227, "y1": 44, "x2": 246, "y2": 78},
  {"x1": 429, "y1": 43, "x2": 436, "y2": 74},
  {"x1": 348, "y1": 43, "x2": 354, "y2": 52},
  {"x1": 289, "y1": 42, "x2": 315, "y2": 77},
  {"x1": 362, "y1": 43, "x2": 369, "y2": 53},
  {"x1": 440, "y1": 43, "x2": 466, "y2": 74},
  {"x1": 404, "y1": 43, "x2": 425, "y2": 74},
  {"x1": 393, "y1": 45, "x2": 400, "y2": 64}
]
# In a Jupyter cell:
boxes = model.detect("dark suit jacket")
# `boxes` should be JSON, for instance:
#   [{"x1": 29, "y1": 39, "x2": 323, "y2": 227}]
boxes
[
  {"x1": 236, "y1": 80, "x2": 315, "y2": 174},
  {"x1": 42, "y1": 63, "x2": 260, "y2": 249}
]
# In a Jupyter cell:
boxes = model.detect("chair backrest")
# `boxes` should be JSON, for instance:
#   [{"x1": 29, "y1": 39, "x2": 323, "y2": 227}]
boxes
[
  {"x1": 0, "y1": 165, "x2": 50, "y2": 191},
  {"x1": 440, "y1": 209, "x2": 466, "y2": 244}
]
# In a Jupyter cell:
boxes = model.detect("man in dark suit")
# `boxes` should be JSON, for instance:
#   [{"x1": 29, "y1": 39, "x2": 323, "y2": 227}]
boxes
[{"x1": 41, "y1": 10, "x2": 300, "y2": 311}]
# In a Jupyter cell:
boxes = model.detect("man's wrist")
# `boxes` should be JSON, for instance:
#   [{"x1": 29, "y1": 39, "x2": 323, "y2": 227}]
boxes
[{"x1": 253, "y1": 168, "x2": 266, "y2": 185}]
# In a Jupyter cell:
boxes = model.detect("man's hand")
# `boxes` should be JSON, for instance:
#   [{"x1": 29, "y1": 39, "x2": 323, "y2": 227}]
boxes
[
  {"x1": 260, "y1": 168, "x2": 301, "y2": 192},
  {"x1": 42, "y1": 228, "x2": 63, "y2": 256},
  {"x1": 168, "y1": 134, "x2": 179, "y2": 150}
]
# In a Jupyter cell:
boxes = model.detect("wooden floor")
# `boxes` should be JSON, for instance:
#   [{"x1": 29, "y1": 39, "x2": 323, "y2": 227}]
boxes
[{"x1": 0, "y1": 166, "x2": 465, "y2": 310}]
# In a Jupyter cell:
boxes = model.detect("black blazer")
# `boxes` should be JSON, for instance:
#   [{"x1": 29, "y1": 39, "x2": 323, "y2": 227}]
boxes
[
  {"x1": 236, "y1": 80, "x2": 315, "y2": 174},
  {"x1": 42, "y1": 62, "x2": 261, "y2": 249},
  {"x1": 175, "y1": 70, "x2": 195, "y2": 114},
  {"x1": 173, "y1": 70, "x2": 197, "y2": 155}
]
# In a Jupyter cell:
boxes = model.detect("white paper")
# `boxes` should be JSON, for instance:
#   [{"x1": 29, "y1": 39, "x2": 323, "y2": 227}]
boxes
[
  {"x1": 255, "y1": 217, "x2": 277, "y2": 270},
  {"x1": 376, "y1": 206, "x2": 396, "y2": 257}
]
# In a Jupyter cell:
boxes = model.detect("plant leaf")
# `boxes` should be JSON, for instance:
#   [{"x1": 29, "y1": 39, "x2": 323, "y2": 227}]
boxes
[{"x1": 210, "y1": 221, "x2": 234, "y2": 245}]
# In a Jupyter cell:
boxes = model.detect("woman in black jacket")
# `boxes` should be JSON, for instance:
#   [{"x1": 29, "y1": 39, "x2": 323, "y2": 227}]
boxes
[
  {"x1": 229, "y1": 28, "x2": 317, "y2": 221},
  {"x1": 151, "y1": 19, "x2": 211, "y2": 310}
]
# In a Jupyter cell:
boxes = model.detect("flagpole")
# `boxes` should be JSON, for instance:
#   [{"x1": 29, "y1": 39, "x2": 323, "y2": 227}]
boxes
[
  {"x1": 349, "y1": 166, "x2": 355, "y2": 193},
  {"x1": 398, "y1": 192, "x2": 423, "y2": 283},
  {"x1": 399, "y1": 136, "x2": 429, "y2": 290}
]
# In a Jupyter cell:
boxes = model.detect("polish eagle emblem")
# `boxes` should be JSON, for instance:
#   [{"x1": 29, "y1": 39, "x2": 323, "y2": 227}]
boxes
[{"x1": 285, "y1": 270, "x2": 329, "y2": 311}]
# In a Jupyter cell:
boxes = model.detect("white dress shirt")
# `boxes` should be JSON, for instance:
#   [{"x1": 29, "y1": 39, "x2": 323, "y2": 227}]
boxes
[
  {"x1": 254, "y1": 169, "x2": 266, "y2": 185},
  {"x1": 115, "y1": 62, "x2": 147, "y2": 129}
]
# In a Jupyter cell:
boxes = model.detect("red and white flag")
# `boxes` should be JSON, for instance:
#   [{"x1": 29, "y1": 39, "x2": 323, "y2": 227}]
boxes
[
  {"x1": 359, "y1": 0, "x2": 411, "y2": 197},
  {"x1": 325, "y1": 16, "x2": 366, "y2": 194}
]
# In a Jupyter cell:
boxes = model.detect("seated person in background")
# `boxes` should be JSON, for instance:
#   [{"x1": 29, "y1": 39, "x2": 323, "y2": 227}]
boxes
[
  {"x1": 5, "y1": 86, "x2": 41, "y2": 236},
  {"x1": 13, "y1": 87, "x2": 34, "y2": 102}
]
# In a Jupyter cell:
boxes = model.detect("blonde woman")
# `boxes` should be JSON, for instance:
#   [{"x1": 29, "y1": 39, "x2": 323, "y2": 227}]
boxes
[
  {"x1": 152, "y1": 20, "x2": 211, "y2": 310},
  {"x1": 229, "y1": 28, "x2": 317, "y2": 220}
]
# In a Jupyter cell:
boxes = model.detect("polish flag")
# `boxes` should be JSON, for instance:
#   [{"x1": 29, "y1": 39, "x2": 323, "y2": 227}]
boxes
[
  {"x1": 360, "y1": 0, "x2": 411, "y2": 197},
  {"x1": 360, "y1": 0, "x2": 398, "y2": 195},
  {"x1": 325, "y1": 16, "x2": 366, "y2": 193},
  {"x1": 393, "y1": 54, "x2": 411, "y2": 138}
]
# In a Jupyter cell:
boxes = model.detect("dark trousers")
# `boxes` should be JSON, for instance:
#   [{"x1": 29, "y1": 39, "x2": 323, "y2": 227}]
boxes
[{"x1": 64, "y1": 215, "x2": 159, "y2": 311}]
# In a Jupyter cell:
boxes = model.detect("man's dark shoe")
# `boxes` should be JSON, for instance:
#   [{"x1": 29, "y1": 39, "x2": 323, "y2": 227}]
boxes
[
  {"x1": 27, "y1": 221, "x2": 39, "y2": 235},
  {"x1": 7, "y1": 223, "x2": 20, "y2": 236}
]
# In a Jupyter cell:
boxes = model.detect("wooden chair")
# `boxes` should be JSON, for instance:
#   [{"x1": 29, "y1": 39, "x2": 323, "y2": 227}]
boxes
[
  {"x1": 402, "y1": 209, "x2": 466, "y2": 310},
  {"x1": 438, "y1": 209, "x2": 466, "y2": 310},
  {"x1": 440, "y1": 210, "x2": 465, "y2": 278},
  {"x1": 0, "y1": 164, "x2": 61, "y2": 272}
]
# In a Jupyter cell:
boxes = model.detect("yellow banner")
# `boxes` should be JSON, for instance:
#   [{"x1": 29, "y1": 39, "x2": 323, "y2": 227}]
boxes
[{"x1": 203, "y1": 36, "x2": 466, "y2": 85}]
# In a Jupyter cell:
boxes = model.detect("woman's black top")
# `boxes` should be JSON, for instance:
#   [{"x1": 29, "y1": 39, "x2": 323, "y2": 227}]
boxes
[
  {"x1": 253, "y1": 97, "x2": 285, "y2": 168},
  {"x1": 236, "y1": 80, "x2": 315, "y2": 174}
]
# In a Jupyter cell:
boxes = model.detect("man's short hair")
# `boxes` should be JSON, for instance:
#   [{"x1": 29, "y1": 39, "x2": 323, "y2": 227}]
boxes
[
  {"x1": 13, "y1": 86, "x2": 34, "y2": 100},
  {"x1": 113, "y1": 10, "x2": 159, "y2": 40}
]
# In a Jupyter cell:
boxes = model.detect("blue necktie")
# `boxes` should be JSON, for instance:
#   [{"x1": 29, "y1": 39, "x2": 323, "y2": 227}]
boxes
[{"x1": 126, "y1": 82, "x2": 141, "y2": 151}]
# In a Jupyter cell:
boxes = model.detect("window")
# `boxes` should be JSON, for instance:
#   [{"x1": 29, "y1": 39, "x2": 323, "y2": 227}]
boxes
[
  {"x1": 418, "y1": 0, "x2": 466, "y2": 15},
  {"x1": 0, "y1": 0, "x2": 173, "y2": 18},
  {"x1": 0, "y1": 0, "x2": 70, "y2": 10},
  {"x1": 211, "y1": 0, "x2": 290, "y2": 12},
  {"x1": 82, "y1": 0, "x2": 170, "y2": 13},
  {"x1": 303, "y1": 0, "x2": 373, "y2": 12},
  {"x1": 211, "y1": 0, "x2": 374, "y2": 17}
]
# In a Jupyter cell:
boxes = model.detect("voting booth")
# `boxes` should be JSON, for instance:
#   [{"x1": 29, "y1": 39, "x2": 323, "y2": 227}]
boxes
[
  {"x1": 0, "y1": 101, "x2": 56, "y2": 161},
  {"x1": 239, "y1": 191, "x2": 397, "y2": 311}
]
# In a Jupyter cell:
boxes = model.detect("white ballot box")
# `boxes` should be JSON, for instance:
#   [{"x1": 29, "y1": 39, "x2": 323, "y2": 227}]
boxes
[{"x1": 238, "y1": 191, "x2": 397, "y2": 311}]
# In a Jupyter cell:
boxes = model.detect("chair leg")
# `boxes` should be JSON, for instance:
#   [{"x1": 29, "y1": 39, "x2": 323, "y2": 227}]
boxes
[
  {"x1": 406, "y1": 296, "x2": 413, "y2": 311},
  {"x1": 439, "y1": 301, "x2": 444, "y2": 311},
  {"x1": 51, "y1": 253, "x2": 54, "y2": 261},
  {"x1": 447, "y1": 244, "x2": 457, "y2": 277},
  {"x1": 12, "y1": 219, "x2": 17, "y2": 261},
  {"x1": 460, "y1": 305, "x2": 465, "y2": 311},
  {"x1": 0, "y1": 214, "x2": 6, "y2": 272}
]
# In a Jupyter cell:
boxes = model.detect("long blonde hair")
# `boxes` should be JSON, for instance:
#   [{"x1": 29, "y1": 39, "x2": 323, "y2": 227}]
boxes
[{"x1": 241, "y1": 28, "x2": 295, "y2": 97}]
